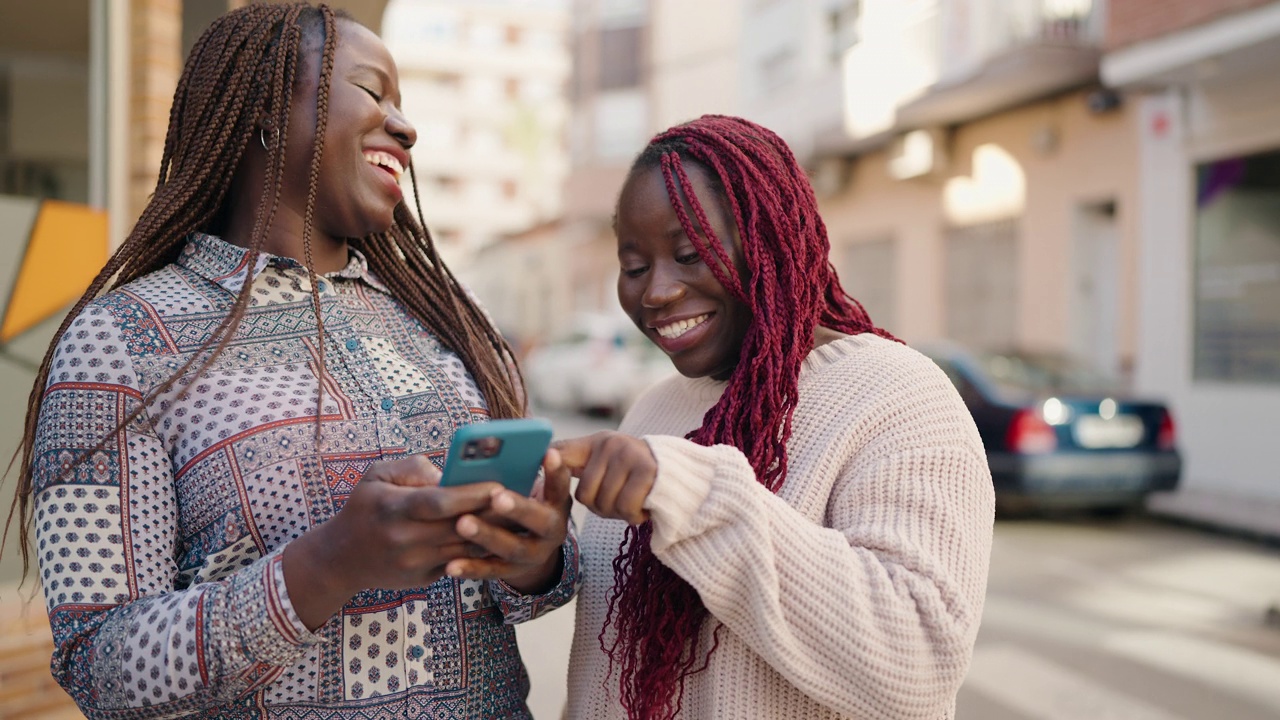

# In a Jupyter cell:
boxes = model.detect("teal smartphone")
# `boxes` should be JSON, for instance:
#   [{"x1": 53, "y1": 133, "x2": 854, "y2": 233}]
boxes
[{"x1": 439, "y1": 418, "x2": 554, "y2": 496}]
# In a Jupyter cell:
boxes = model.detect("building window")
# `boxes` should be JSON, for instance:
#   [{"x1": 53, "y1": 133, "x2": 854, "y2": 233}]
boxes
[
  {"x1": 945, "y1": 218, "x2": 1019, "y2": 351},
  {"x1": 1193, "y1": 149, "x2": 1280, "y2": 383},
  {"x1": 598, "y1": 26, "x2": 642, "y2": 91},
  {"x1": 838, "y1": 236, "x2": 897, "y2": 332}
]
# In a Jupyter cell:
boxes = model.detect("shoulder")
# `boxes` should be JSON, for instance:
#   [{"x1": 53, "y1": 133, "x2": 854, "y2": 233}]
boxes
[
  {"x1": 806, "y1": 333, "x2": 956, "y2": 400},
  {"x1": 46, "y1": 267, "x2": 190, "y2": 388},
  {"x1": 799, "y1": 334, "x2": 982, "y2": 456}
]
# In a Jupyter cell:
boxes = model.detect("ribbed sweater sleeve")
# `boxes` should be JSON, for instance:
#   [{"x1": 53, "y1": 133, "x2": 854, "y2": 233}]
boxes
[{"x1": 623, "y1": 335, "x2": 994, "y2": 719}]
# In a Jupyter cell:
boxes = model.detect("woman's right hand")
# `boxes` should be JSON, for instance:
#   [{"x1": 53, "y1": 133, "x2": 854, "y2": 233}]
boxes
[{"x1": 282, "y1": 455, "x2": 499, "y2": 630}]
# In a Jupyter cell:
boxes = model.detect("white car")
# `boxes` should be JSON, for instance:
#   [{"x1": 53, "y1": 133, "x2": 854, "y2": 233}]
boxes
[{"x1": 524, "y1": 316, "x2": 675, "y2": 417}]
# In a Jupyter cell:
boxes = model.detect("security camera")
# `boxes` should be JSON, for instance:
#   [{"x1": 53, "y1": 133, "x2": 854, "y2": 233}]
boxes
[{"x1": 1086, "y1": 88, "x2": 1122, "y2": 114}]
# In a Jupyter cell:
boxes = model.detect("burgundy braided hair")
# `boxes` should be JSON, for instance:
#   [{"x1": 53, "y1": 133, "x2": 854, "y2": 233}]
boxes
[
  {"x1": 4, "y1": 3, "x2": 523, "y2": 574},
  {"x1": 602, "y1": 115, "x2": 897, "y2": 719}
]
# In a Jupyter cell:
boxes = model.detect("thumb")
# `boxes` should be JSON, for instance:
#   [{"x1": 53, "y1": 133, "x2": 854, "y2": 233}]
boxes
[
  {"x1": 378, "y1": 454, "x2": 442, "y2": 488},
  {"x1": 541, "y1": 447, "x2": 571, "y2": 506}
]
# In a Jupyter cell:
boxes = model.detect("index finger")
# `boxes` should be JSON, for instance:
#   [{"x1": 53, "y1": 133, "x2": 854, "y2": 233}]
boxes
[
  {"x1": 551, "y1": 434, "x2": 601, "y2": 472},
  {"x1": 401, "y1": 482, "x2": 499, "y2": 522}
]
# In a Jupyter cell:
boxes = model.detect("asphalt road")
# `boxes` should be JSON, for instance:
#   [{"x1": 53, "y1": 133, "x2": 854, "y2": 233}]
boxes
[{"x1": 520, "y1": 408, "x2": 1280, "y2": 720}]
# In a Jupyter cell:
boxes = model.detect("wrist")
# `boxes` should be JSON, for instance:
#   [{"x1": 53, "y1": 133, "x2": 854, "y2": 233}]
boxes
[
  {"x1": 283, "y1": 525, "x2": 358, "y2": 630},
  {"x1": 500, "y1": 546, "x2": 564, "y2": 595}
]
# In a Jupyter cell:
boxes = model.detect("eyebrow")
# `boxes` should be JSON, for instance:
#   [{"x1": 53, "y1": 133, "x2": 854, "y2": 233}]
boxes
[{"x1": 352, "y1": 63, "x2": 391, "y2": 80}]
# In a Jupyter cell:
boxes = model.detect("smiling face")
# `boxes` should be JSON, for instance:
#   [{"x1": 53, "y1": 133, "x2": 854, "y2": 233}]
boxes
[
  {"x1": 615, "y1": 161, "x2": 753, "y2": 380},
  {"x1": 284, "y1": 18, "x2": 416, "y2": 241}
]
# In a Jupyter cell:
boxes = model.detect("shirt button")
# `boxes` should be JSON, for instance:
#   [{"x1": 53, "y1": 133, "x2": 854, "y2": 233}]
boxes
[
  {"x1": 316, "y1": 280, "x2": 327, "y2": 293},
  {"x1": 345, "y1": 338, "x2": 359, "y2": 351},
  {"x1": 381, "y1": 398, "x2": 394, "y2": 411}
]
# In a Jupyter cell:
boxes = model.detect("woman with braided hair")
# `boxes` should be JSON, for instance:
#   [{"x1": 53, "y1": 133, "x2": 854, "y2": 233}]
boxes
[
  {"x1": 546, "y1": 116, "x2": 994, "y2": 719},
  {"x1": 12, "y1": 4, "x2": 576, "y2": 717}
]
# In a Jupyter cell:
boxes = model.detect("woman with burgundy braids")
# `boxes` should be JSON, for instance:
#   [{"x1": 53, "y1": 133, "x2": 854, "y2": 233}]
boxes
[
  {"x1": 550, "y1": 116, "x2": 994, "y2": 719},
  {"x1": 10, "y1": 4, "x2": 577, "y2": 717}
]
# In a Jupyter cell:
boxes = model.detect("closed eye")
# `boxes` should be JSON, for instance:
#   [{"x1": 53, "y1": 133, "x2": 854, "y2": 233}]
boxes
[
  {"x1": 358, "y1": 85, "x2": 382, "y2": 102},
  {"x1": 676, "y1": 252, "x2": 701, "y2": 265},
  {"x1": 621, "y1": 266, "x2": 648, "y2": 279}
]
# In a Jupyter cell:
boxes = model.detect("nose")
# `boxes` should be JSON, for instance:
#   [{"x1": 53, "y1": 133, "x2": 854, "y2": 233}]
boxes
[
  {"x1": 641, "y1": 265, "x2": 686, "y2": 310},
  {"x1": 387, "y1": 107, "x2": 416, "y2": 150}
]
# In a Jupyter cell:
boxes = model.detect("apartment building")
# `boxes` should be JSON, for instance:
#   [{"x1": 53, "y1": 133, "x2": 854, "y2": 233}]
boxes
[{"x1": 382, "y1": 0, "x2": 570, "y2": 265}]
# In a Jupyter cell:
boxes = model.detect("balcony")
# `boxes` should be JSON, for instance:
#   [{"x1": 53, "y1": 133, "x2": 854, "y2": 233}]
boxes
[
  {"x1": 841, "y1": 0, "x2": 1102, "y2": 145},
  {"x1": 896, "y1": 0, "x2": 1103, "y2": 127}
]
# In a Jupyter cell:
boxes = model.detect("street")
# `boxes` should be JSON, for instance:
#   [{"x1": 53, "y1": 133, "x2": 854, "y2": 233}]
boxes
[{"x1": 519, "y1": 409, "x2": 1280, "y2": 720}]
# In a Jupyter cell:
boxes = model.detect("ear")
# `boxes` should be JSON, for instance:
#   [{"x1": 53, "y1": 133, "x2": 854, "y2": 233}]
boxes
[{"x1": 255, "y1": 116, "x2": 279, "y2": 153}]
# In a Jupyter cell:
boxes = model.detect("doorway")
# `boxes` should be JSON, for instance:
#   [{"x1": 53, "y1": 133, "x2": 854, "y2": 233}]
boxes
[{"x1": 1069, "y1": 200, "x2": 1120, "y2": 377}]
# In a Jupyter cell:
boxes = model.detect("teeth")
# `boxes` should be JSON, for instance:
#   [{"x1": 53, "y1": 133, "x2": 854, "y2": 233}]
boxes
[
  {"x1": 363, "y1": 150, "x2": 404, "y2": 180},
  {"x1": 656, "y1": 314, "x2": 709, "y2": 339}
]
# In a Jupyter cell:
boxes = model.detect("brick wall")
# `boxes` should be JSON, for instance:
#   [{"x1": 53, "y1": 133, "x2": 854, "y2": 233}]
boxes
[
  {"x1": 1106, "y1": 0, "x2": 1279, "y2": 50},
  {"x1": 128, "y1": 0, "x2": 183, "y2": 222}
]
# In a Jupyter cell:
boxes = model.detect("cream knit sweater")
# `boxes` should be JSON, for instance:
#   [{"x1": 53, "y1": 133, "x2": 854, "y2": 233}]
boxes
[{"x1": 565, "y1": 334, "x2": 994, "y2": 719}]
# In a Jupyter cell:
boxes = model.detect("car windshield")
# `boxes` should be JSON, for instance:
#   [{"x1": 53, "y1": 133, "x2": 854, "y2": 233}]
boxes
[{"x1": 976, "y1": 351, "x2": 1123, "y2": 398}]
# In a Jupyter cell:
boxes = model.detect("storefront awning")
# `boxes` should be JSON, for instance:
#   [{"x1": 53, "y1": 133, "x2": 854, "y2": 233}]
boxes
[
  {"x1": 1101, "y1": 2, "x2": 1280, "y2": 88},
  {"x1": 0, "y1": 195, "x2": 108, "y2": 345}
]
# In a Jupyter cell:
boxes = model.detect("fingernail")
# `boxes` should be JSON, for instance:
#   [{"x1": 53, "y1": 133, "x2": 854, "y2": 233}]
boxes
[
  {"x1": 446, "y1": 561, "x2": 463, "y2": 577},
  {"x1": 494, "y1": 492, "x2": 516, "y2": 513},
  {"x1": 457, "y1": 516, "x2": 478, "y2": 537}
]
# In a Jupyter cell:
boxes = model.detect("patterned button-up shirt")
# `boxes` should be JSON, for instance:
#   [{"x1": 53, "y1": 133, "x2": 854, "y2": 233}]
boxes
[{"x1": 30, "y1": 234, "x2": 579, "y2": 719}]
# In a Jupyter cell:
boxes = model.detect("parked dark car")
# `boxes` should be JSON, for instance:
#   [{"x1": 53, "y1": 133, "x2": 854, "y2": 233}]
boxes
[{"x1": 920, "y1": 343, "x2": 1181, "y2": 513}]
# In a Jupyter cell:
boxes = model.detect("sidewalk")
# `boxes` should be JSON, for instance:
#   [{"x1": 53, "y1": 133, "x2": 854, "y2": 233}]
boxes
[
  {"x1": 0, "y1": 583, "x2": 84, "y2": 719},
  {"x1": 1148, "y1": 489, "x2": 1280, "y2": 542}
]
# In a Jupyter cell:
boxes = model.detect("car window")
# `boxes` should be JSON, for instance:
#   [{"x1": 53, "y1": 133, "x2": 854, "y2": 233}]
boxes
[{"x1": 977, "y1": 351, "x2": 1120, "y2": 397}]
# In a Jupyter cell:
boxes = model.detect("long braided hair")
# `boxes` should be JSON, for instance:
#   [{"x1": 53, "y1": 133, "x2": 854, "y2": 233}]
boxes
[
  {"x1": 603, "y1": 115, "x2": 897, "y2": 719},
  {"x1": 4, "y1": 3, "x2": 523, "y2": 574}
]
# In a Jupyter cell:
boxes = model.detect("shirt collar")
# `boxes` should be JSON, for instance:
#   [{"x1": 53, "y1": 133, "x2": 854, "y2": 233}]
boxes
[{"x1": 176, "y1": 233, "x2": 390, "y2": 296}]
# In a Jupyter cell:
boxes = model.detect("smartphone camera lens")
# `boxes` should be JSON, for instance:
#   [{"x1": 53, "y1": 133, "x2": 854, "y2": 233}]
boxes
[{"x1": 462, "y1": 437, "x2": 503, "y2": 460}]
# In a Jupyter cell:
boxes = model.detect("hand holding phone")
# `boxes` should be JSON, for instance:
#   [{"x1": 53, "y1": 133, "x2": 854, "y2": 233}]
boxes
[{"x1": 439, "y1": 418, "x2": 554, "y2": 496}]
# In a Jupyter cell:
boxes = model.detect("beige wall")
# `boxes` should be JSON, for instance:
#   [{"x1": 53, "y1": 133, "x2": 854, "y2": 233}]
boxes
[
  {"x1": 822, "y1": 90, "x2": 1141, "y2": 360},
  {"x1": 128, "y1": 0, "x2": 183, "y2": 221},
  {"x1": 820, "y1": 152, "x2": 947, "y2": 342}
]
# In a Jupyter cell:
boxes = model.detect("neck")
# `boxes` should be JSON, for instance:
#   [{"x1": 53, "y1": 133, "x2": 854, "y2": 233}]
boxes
[
  {"x1": 222, "y1": 202, "x2": 349, "y2": 275},
  {"x1": 813, "y1": 326, "x2": 846, "y2": 350}
]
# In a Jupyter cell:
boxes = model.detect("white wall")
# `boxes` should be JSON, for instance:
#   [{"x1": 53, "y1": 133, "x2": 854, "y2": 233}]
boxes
[
  {"x1": 649, "y1": 0, "x2": 741, "y2": 129},
  {"x1": 1135, "y1": 87, "x2": 1280, "y2": 510}
]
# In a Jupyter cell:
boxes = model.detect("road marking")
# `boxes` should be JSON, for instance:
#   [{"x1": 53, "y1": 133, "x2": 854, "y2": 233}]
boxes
[
  {"x1": 980, "y1": 595, "x2": 1119, "y2": 646},
  {"x1": 1104, "y1": 631, "x2": 1280, "y2": 712},
  {"x1": 965, "y1": 644, "x2": 1187, "y2": 720}
]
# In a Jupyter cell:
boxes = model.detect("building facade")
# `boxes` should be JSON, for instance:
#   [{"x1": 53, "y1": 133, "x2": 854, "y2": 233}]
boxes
[
  {"x1": 1103, "y1": 0, "x2": 1280, "y2": 533},
  {"x1": 383, "y1": 0, "x2": 570, "y2": 264}
]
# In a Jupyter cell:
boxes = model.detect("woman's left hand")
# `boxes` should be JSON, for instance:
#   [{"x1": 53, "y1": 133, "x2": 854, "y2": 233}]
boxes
[
  {"x1": 445, "y1": 448, "x2": 573, "y2": 594},
  {"x1": 553, "y1": 431, "x2": 657, "y2": 526}
]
